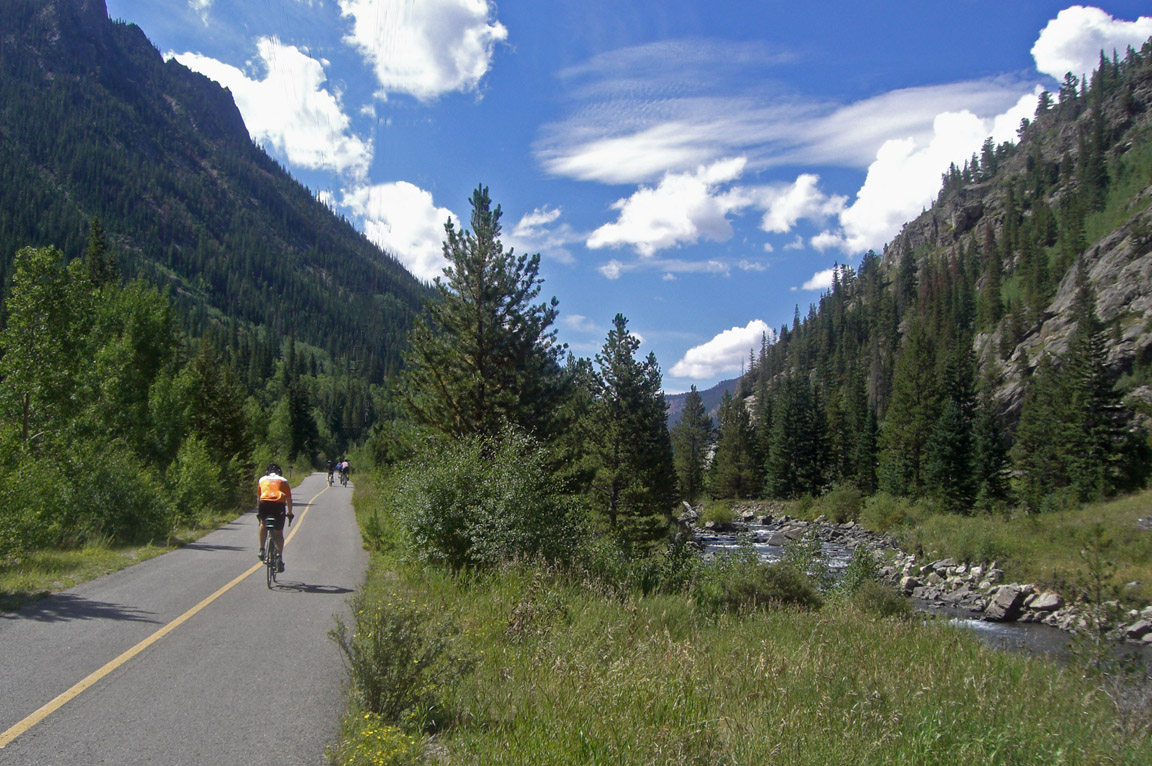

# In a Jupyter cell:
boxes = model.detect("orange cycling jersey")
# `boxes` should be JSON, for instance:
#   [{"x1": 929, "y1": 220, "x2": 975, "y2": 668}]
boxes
[{"x1": 258, "y1": 475, "x2": 292, "y2": 503}]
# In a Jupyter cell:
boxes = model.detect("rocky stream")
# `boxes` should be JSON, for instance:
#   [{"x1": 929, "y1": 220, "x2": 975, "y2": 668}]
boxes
[{"x1": 685, "y1": 504, "x2": 1152, "y2": 661}]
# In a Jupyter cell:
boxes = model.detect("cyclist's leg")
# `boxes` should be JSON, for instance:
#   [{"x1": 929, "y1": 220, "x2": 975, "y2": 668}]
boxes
[{"x1": 258, "y1": 522, "x2": 268, "y2": 559}]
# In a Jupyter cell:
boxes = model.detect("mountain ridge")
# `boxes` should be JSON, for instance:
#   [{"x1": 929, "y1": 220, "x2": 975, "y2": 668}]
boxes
[{"x1": 0, "y1": 0, "x2": 428, "y2": 381}]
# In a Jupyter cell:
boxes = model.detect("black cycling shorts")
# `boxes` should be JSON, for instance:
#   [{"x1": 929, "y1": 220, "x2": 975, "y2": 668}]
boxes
[{"x1": 258, "y1": 500, "x2": 287, "y2": 531}]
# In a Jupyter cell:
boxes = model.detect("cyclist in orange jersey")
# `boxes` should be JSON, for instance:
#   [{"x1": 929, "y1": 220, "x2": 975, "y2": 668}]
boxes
[{"x1": 257, "y1": 463, "x2": 294, "y2": 572}]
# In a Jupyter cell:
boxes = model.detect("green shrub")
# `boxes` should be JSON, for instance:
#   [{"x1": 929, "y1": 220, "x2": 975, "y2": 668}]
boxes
[
  {"x1": 852, "y1": 580, "x2": 912, "y2": 620},
  {"x1": 782, "y1": 529, "x2": 832, "y2": 590},
  {"x1": 861, "y1": 492, "x2": 913, "y2": 532},
  {"x1": 693, "y1": 546, "x2": 822, "y2": 614},
  {"x1": 835, "y1": 545, "x2": 882, "y2": 595},
  {"x1": 817, "y1": 484, "x2": 863, "y2": 523},
  {"x1": 167, "y1": 436, "x2": 227, "y2": 525},
  {"x1": 574, "y1": 534, "x2": 698, "y2": 596},
  {"x1": 699, "y1": 501, "x2": 736, "y2": 526},
  {"x1": 329, "y1": 590, "x2": 471, "y2": 728},
  {"x1": 395, "y1": 429, "x2": 583, "y2": 569},
  {"x1": 73, "y1": 440, "x2": 172, "y2": 544}
]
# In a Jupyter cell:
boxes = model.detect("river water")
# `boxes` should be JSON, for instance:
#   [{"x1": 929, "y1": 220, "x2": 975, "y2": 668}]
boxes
[{"x1": 697, "y1": 520, "x2": 1152, "y2": 663}]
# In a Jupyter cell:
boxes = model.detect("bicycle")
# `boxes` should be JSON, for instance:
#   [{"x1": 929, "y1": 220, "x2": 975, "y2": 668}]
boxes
[
  {"x1": 340, "y1": 469, "x2": 349, "y2": 487},
  {"x1": 261, "y1": 514, "x2": 291, "y2": 588}
]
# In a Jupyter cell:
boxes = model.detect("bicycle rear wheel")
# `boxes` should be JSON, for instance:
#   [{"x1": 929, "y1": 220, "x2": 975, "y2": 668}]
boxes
[{"x1": 265, "y1": 538, "x2": 276, "y2": 588}]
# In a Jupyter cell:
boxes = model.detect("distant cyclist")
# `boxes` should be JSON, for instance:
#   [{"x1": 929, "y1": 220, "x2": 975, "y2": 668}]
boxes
[
  {"x1": 339, "y1": 459, "x2": 351, "y2": 486},
  {"x1": 257, "y1": 463, "x2": 293, "y2": 572},
  {"x1": 326, "y1": 458, "x2": 336, "y2": 486}
]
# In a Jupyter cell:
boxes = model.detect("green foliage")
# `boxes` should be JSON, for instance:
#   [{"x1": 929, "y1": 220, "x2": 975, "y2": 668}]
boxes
[
  {"x1": 815, "y1": 483, "x2": 863, "y2": 524},
  {"x1": 669, "y1": 385, "x2": 712, "y2": 503},
  {"x1": 708, "y1": 390, "x2": 761, "y2": 499},
  {"x1": 699, "y1": 500, "x2": 736, "y2": 526},
  {"x1": 0, "y1": 6, "x2": 424, "y2": 382},
  {"x1": 692, "y1": 546, "x2": 823, "y2": 615},
  {"x1": 835, "y1": 545, "x2": 882, "y2": 594},
  {"x1": 329, "y1": 589, "x2": 470, "y2": 728},
  {"x1": 851, "y1": 580, "x2": 913, "y2": 620},
  {"x1": 763, "y1": 373, "x2": 825, "y2": 499},
  {"x1": 587, "y1": 314, "x2": 677, "y2": 551},
  {"x1": 167, "y1": 436, "x2": 227, "y2": 526},
  {"x1": 860, "y1": 492, "x2": 915, "y2": 533},
  {"x1": 399, "y1": 186, "x2": 564, "y2": 441},
  {"x1": 393, "y1": 430, "x2": 582, "y2": 570},
  {"x1": 782, "y1": 530, "x2": 832, "y2": 590},
  {"x1": 575, "y1": 534, "x2": 702, "y2": 597}
]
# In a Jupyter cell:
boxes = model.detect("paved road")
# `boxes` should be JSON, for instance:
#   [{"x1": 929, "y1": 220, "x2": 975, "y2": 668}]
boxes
[{"x1": 0, "y1": 472, "x2": 367, "y2": 765}]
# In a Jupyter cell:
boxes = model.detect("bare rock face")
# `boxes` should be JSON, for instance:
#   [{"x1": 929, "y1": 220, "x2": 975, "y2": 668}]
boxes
[
  {"x1": 1029, "y1": 592, "x2": 1063, "y2": 612},
  {"x1": 984, "y1": 584, "x2": 1027, "y2": 622}
]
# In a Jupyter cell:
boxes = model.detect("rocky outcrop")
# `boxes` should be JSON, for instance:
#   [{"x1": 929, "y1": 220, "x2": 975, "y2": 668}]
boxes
[
  {"x1": 690, "y1": 507, "x2": 1152, "y2": 646},
  {"x1": 880, "y1": 548, "x2": 1152, "y2": 645}
]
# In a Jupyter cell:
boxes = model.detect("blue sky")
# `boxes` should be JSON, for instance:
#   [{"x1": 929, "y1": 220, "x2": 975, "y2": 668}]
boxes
[{"x1": 104, "y1": 1, "x2": 1152, "y2": 392}]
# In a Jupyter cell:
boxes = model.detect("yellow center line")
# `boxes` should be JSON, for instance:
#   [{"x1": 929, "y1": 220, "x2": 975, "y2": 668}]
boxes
[{"x1": 0, "y1": 483, "x2": 329, "y2": 749}]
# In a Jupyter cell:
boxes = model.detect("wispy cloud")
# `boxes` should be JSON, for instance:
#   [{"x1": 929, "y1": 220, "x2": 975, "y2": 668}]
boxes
[
  {"x1": 336, "y1": 0, "x2": 507, "y2": 101},
  {"x1": 538, "y1": 37, "x2": 1043, "y2": 260},
  {"x1": 171, "y1": 37, "x2": 372, "y2": 178},
  {"x1": 508, "y1": 206, "x2": 579, "y2": 264},
  {"x1": 342, "y1": 181, "x2": 457, "y2": 281},
  {"x1": 537, "y1": 38, "x2": 1034, "y2": 186},
  {"x1": 188, "y1": 0, "x2": 212, "y2": 24}
]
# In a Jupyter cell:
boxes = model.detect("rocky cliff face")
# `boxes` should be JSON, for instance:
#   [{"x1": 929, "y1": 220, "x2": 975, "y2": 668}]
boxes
[{"x1": 881, "y1": 54, "x2": 1152, "y2": 423}]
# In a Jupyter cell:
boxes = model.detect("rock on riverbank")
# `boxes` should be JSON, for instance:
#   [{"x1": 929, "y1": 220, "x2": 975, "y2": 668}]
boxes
[{"x1": 683, "y1": 504, "x2": 1152, "y2": 647}]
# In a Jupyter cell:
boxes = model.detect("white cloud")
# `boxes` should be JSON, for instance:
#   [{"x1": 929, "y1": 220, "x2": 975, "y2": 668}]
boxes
[
  {"x1": 587, "y1": 158, "x2": 751, "y2": 256},
  {"x1": 599, "y1": 260, "x2": 624, "y2": 280},
  {"x1": 738, "y1": 260, "x2": 767, "y2": 272},
  {"x1": 757, "y1": 174, "x2": 846, "y2": 234},
  {"x1": 783, "y1": 235, "x2": 805, "y2": 251},
  {"x1": 822, "y1": 91, "x2": 1038, "y2": 254},
  {"x1": 337, "y1": 0, "x2": 508, "y2": 101},
  {"x1": 172, "y1": 38, "x2": 372, "y2": 178},
  {"x1": 670, "y1": 320, "x2": 772, "y2": 379},
  {"x1": 537, "y1": 37, "x2": 1034, "y2": 186},
  {"x1": 508, "y1": 206, "x2": 578, "y2": 264},
  {"x1": 1032, "y1": 6, "x2": 1152, "y2": 81},
  {"x1": 562, "y1": 314, "x2": 601, "y2": 334},
  {"x1": 342, "y1": 181, "x2": 457, "y2": 281},
  {"x1": 809, "y1": 231, "x2": 845, "y2": 252},
  {"x1": 799, "y1": 268, "x2": 836, "y2": 292},
  {"x1": 188, "y1": 0, "x2": 212, "y2": 23}
]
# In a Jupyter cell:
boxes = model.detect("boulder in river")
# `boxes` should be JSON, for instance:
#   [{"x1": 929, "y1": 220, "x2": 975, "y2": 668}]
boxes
[{"x1": 984, "y1": 584, "x2": 1027, "y2": 622}]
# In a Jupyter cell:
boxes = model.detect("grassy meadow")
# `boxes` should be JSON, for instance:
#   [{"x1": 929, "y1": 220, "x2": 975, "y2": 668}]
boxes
[{"x1": 330, "y1": 476, "x2": 1152, "y2": 766}]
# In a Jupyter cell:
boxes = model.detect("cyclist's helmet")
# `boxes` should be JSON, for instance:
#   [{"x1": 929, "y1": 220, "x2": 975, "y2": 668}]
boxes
[{"x1": 267, "y1": 463, "x2": 282, "y2": 476}]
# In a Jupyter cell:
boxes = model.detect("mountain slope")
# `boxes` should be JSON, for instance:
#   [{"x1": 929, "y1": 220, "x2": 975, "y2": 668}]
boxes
[{"x1": 0, "y1": 0, "x2": 427, "y2": 381}]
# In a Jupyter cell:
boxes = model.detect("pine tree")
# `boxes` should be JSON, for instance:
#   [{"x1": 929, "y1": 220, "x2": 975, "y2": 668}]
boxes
[
  {"x1": 401, "y1": 186, "x2": 564, "y2": 441},
  {"x1": 764, "y1": 373, "x2": 824, "y2": 498},
  {"x1": 971, "y1": 388, "x2": 1010, "y2": 510},
  {"x1": 1063, "y1": 259, "x2": 1124, "y2": 500},
  {"x1": 183, "y1": 341, "x2": 251, "y2": 477},
  {"x1": 589, "y1": 314, "x2": 677, "y2": 550},
  {"x1": 707, "y1": 391, "x2": 759, "y2": 499},
  {"x1": 84, "y1": 216, "x2": 120, "y2": 289},
  {"x1": 878, "y1": 319, "x2": 938, "y2": 496},
  {"x1": 669, "y1": 385, "x2": 712, "y2": 504},
  {"x1": 1011, "y1": 355, "x2": 1072, "y2": 510}
]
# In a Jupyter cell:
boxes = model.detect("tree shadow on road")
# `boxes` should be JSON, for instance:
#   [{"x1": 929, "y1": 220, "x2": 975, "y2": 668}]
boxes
[{"x1": 0, "y1": 593, "x2": 162, "y2": 623}]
